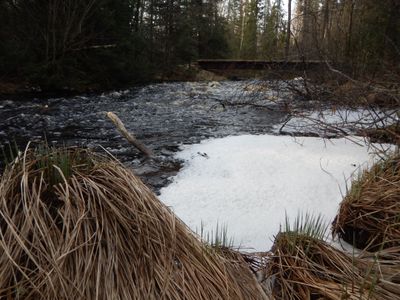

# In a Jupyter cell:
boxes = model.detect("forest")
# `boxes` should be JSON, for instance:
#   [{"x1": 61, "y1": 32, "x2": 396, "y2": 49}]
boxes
[{"x1": 0, "y1": 0, "x2": 399, "y2": 91}]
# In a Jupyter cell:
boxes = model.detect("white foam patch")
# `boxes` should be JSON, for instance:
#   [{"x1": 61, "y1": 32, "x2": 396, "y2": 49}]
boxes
[{"x1": 159, "y1": 135, "x2": 388, "y2": 251}]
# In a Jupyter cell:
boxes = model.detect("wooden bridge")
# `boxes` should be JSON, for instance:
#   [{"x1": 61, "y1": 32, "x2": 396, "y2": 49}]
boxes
[{"x1": 197, "y1": 59, "x2": 325, "y2": 71}]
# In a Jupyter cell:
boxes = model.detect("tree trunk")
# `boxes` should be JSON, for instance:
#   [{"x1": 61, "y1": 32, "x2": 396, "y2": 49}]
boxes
[
  {"x1": 346, "y1": 0, "x2": 354, "y2": 57},
  {"x1": 239, "y1": 0, "x2": 246, "y2": 57},
  {"x1": 285, "y1": 0, "x2": 291, "y2": 60},
  {"x1": 321, "y1": 0, "x2": 330, "y2": 42}
]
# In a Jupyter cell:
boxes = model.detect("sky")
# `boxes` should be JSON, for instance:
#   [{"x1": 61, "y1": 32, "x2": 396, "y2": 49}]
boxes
[{"x1": 221, "y1": 0, "x2": 298, "y2": 21}]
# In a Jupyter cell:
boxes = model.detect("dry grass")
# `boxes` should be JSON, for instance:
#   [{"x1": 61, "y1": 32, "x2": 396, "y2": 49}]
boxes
[
  {"x1": 0, "y1": 147, "x2": 266, "y2": 299},
  {"x1": 261, "y1": 152, "x2": 400, "y2": 299},
  {"x1": 264, "y1": 230, "x2": 400, "y2": 299},
  {"x1": 332, "y1": 152, "x2": 400, "y2": 250},
  {"x1": 363, "y1": 124, "x2": 400, "y2": 145}
]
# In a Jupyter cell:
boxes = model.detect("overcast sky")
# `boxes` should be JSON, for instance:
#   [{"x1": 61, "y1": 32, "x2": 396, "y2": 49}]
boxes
[
  {"x1": 282, "y1": 0, "x2": 297, "y2": 20},
  {"x1": 221, "y1": 0, "x2": 298, "y2": 21}
]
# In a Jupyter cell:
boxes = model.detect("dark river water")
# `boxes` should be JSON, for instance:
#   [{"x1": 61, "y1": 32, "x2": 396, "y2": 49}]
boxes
[{"x1": 0, "y1": 80, "x2": 302, "y2": 192}]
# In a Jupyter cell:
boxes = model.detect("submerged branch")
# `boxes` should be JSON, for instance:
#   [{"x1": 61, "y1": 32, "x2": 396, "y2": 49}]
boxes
[{"x1": 107, "y1": 112, "x2": 153, "y2": 157}]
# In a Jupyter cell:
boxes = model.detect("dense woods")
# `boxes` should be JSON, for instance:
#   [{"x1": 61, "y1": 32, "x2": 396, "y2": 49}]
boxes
[{"x1": 0, "y1": 0, "x2": 399, "y2": 90}]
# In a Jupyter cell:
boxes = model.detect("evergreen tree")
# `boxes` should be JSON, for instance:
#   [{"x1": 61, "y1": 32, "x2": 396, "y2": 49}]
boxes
[
  {"x1": 241, "y1": 0, "x2": 260, "y2": 59},
  {"x1": 260, "y1": 0, "x2": 284, "y2": 59}
]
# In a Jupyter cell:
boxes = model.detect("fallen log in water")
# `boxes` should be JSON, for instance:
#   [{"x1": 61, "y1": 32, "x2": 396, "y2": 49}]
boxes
[{"x1": 107, "y1": 112, "x2": 153, "y2": 157}]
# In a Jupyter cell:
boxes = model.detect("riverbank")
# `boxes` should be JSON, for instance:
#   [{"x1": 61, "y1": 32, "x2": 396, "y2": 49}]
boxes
[
  {"x1": 0, "y1": 64, "x2": 309, "y2": 100},
  {"x1": 0, "y1": 64, "x2": 225, "y2": 100}
]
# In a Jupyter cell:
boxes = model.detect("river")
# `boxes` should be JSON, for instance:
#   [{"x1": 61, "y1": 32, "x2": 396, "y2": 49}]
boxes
[{"x1": 0, "y1": 80, "x2": 306, "y2": 192}]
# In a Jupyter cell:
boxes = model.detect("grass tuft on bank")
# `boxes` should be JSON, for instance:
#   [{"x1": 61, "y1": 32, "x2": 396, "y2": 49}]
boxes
[
  {"x1": 265, "y1": 214, "x2": 400, "y2": 299},
  {"x1": 0, "y1": 146, "x2": 265, "y2": 299},
  {"x1": 333, "y1": 152, "x2": 400, "y2": 251}
]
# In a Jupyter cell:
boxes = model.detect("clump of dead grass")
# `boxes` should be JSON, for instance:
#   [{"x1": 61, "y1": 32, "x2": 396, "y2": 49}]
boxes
[
  {"x1": 333, "y1": 152, "x2": 400, "y2": 250},
  {"x1": 363, "y1": 124, "x2": 400, "y2": 145},
  {"x1": 0, "y1": 146, "x2": 265, "y2": 299},
  {"x1": 265, "y1": 226, "x2": 400, "y2": 299}
]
